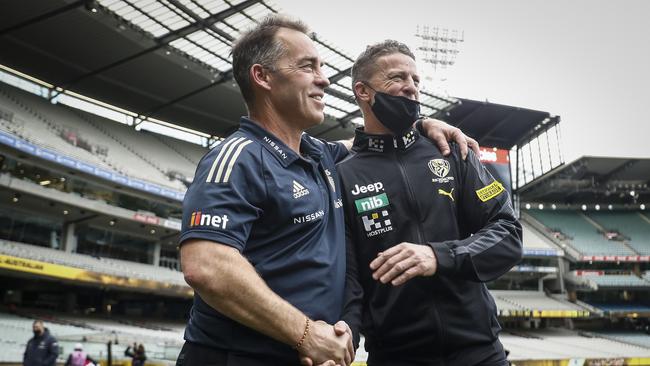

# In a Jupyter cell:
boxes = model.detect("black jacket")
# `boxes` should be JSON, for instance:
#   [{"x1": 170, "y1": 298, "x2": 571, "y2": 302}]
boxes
[
  {"x1": 23, "y1": 329, "x2": 59, "y2": 366},
  {"x1": 125, "y1": 346, "x2": 147, "y2": 366},
  {"x1": 338, "y1": 128, "x2": 522, "y2": 365}
]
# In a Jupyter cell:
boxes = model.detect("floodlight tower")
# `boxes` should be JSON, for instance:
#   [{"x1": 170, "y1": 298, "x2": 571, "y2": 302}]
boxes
[{"x1": 415, "y1": 26, "x2": 464, "y2": 71}]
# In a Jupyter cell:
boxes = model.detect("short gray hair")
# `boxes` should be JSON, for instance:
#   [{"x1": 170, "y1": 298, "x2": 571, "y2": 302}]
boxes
[
  {"x1": 351, "y1": 40, "x2": 415, "y2": 97},
  {"x1": 231, "y1": 14, "x2": 310, "y2": 108}
]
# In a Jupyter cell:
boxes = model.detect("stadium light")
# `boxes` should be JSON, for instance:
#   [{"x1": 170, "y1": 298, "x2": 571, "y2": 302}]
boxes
[
  {"x1": 525, "y1": 203, "x2": 531, "y2": 210},
  {"x1": 642, "y1": 204, "x2": 646, "y2": 210},
  {"x1": 415, "y1": 26, "x2": 464, "y2": 71},
  {"x1": 595, "y1": 204, "x2": 600, "y2": 211},
  {"x1": 538, "y1": 204, "x2": 544, "y2": 210},
  {"x1": 581, "y1": 204, "x2": 587, "y2": 211},
  {"x1": 551, "y1": 204, "x2": 557, "y2": 210},
  {"x1": 608, "y1": 204, "x2": 613, "y2": 210}
]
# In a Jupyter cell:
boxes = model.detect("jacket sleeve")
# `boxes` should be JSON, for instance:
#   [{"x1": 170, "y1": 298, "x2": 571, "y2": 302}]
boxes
[
  {"x1": 341, "y1": 221, "x2": 363, "y2": 350},
  {"x1": 64, "y1": 354, "x2": 72, "y2": 366},
  {"x1": 428, "y1": 147, "x2": 522, "y2": 282},
  {"x1": 45, "y1": 337, "x2": 59, "y2": 366},
  {"x1": 23, "y1": 341, "x2": 28, "y2": 365}
]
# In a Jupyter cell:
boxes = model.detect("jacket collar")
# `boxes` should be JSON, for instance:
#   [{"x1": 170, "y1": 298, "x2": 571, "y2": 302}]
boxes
[
  {"x1": 352, "y1": 127, "x2": 420, "y2": 153},
  {"x1": 238, "y1": 117, "x2": 322, "y2": 167}
]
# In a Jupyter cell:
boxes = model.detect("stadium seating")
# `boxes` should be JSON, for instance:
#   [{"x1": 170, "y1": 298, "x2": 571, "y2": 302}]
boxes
[
  {"x1": 491, "y1": 290, "x2": 588, "y2": 315},
  {"x1": 569, "y1": 271, "x2": 650, "y2": 289},
  {"x1": 588, "y1": 211, "x2": 650, "y2": 255},
  {"x1": 0, "y1": 88, "x2": 114, "y2": 170},
  {"x1": 0, "y1": 311, "x2": 97, "y2": 363},
  {"x1": 0, "y1": 310, "x2": 183, "y2": 363},
  {"x1": 0, "y1": 239, "x2": 186, "y2": 287},
  {"x1": 588, "y1": 302, "x2": 650, "y2": 314},
  {"x1": 521, "y1": 221, "x2": 563, "y2": 255},
  {"x1": 500, "y1": 328, "x2": 650, "y2": 360},
  {"x1": 528, "y1": 210, "x2": 637, "y2": 256},
  {"x1": 0, "y1": 83, "x2": 209, "y2": 191},
  {"x1": 596, "y1": 332, "x2": 650, "y2": 348}
]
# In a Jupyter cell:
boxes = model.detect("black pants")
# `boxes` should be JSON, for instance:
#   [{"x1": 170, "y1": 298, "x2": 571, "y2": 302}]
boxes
[
  {"x1": 175, "y1": 342, "x2": 301, "y2": 366},
  {"x1": 368, "y1": 341, "x2": 508, "y2": 366}
]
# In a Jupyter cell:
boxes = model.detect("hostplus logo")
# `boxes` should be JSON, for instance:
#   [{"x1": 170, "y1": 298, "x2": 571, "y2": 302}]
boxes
[
  {"x1": 368, "y1": 138, "x2": 384, "y2": 152},
  {"x1": 362, "y1": 210, "x2": 393, "y2": 237},
  {"x1": 293, "y1": 180, "x2": 310, "y2": 199},
  {"x1": 189, "y1": 211, "x2": 229, "y2": 229}
]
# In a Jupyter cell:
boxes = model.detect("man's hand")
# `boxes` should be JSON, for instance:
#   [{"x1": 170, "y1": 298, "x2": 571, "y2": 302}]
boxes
[
  {"x1": 420, "y1": 118, "x2": 480, "y2": 159},
  {"x1": 300, "y1": 321, "x2": 355, "y2": 366},
  {"x1": 369, "y1": 243, "x2": 437, "y2": 286},
  {"x1": 298, "y1": 320, "x2": 353, "y2": 366}
]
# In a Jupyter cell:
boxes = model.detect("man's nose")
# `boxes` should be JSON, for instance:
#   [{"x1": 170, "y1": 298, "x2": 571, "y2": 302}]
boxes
[
  {"x1": 404, "y1": 78, "x2": 418, "y2": 99},
  {"x1": 315, "y1": 70, "x2": 330, "y2": 88}
]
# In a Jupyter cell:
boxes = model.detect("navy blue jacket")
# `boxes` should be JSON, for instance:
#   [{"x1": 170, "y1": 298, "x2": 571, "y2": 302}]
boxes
[{"x1": 23, "y1": 329, "x2": 59, "y2": 366}]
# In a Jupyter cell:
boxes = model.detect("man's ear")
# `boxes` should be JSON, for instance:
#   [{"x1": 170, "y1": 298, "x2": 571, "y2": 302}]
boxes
[
  {"x1": 354, "y1": 81, "x2": 372, "y2": 104},
  {"x1": 250, "y1": 64, "x2": 272, "y2": 92}
]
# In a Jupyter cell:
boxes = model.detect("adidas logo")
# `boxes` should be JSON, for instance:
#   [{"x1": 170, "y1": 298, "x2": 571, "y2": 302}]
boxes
[{"x1": 293, "y1": 180, "x2": 310, "y2": 199}]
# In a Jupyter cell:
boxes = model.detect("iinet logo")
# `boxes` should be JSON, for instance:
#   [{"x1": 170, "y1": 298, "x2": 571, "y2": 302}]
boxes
[{"x1": 189, "y1": 211, "x2": 229, "y2": 229}]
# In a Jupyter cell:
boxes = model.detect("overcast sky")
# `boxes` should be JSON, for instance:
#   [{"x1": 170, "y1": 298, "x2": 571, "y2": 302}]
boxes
[{"x1": 274, "y1": 0, "x2": 650, "y2": 163}]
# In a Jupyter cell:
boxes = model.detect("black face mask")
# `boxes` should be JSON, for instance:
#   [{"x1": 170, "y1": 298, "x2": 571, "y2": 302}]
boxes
[{"x1": 370, "y1": 89, "x2": 421, "y2": 135}]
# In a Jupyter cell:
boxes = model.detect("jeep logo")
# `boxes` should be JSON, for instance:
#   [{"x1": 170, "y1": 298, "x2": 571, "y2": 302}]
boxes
[{"x1": 350, "y1": 182, "x2": 384, "y2": 196}]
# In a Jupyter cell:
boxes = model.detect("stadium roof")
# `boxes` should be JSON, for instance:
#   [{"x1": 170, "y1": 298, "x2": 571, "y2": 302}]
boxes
[
  {"x1": 0, "y1": 0, "x2": 456, "y2": 141},
  {"x1": 437, "y1": 98, "x2": 559, "y2": 150},
  {"x1": 518, "y1": 156, "x2": 650, "y2": 205}
]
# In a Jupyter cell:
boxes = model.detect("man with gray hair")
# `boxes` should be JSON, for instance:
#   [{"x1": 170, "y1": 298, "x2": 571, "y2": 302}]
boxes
[
  {"x1": 337, "y1": 40, "x2": 522, "y2": 366},
  {"x1": 178, "y1": 16, "x2": 478, "y2": 366}
]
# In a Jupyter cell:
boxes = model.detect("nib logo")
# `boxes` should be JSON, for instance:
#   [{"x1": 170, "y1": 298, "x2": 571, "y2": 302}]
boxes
[{"x1": 189, "y1": 211, "x2": 229, "y2": 229}]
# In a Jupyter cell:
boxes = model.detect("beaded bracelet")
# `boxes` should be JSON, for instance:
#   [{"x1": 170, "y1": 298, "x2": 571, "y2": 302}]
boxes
[{"x1": 294, "y1": 317, "x2": 310, "y2": 349}]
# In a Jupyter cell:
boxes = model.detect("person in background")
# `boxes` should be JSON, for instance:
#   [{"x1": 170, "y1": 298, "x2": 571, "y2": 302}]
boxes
[
  {"x1": 125, "y1": 343, "x2": 147, "y2": 366},
  {"x1": 23, "y1": 320, "x2": 59, "y2": 366},
  {"x1": 64, "y1": 343, "x2": 96, "y2": 366}
]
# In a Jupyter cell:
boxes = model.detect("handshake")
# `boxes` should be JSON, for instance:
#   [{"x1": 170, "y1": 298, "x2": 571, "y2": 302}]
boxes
[{"x1": 297, "y1": 319, "x2": 355, "y2": 366}]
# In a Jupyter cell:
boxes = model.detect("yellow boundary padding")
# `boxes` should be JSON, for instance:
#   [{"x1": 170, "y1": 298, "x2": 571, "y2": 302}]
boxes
[{"x1": 0, "y1": 254, "x2": 192, "y2": 297}]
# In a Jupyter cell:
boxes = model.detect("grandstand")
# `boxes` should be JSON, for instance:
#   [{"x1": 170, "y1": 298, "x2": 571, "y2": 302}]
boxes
[
  {"x1": 527, "y1": 210, "x2": 637, "y2": 257},
  {"x1": 0, "y1": 310, "x2": 184, "y2": 364},
  {"x1": 1, "y1": 1, "x2": 650, "y2": 366}
]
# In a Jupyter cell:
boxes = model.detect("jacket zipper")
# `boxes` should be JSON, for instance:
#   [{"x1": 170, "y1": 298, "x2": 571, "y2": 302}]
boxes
[
  {"x1": 394, "y1": 149, "x2": 424, "y2": 243},
  {"x1": 395, "y1": 147, "x2": 446, "y2": 358}
]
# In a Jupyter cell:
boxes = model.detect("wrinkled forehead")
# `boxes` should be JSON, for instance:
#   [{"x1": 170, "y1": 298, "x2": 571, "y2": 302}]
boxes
[
  {"x1": 374, "y1": 52, "x2": 418, "y2": 76},
  {"x1": 275, "y1": 28, "x2": 321, "y2": 63}
]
